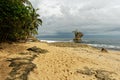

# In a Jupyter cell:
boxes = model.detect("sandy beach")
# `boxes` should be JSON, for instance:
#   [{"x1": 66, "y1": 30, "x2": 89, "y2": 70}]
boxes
[
  {"x1": 1, "y1": 0, "x2": 120, "y2": 80},
  {"x1": 0, "y1": 42, "x2": 120, "y2": 80}
]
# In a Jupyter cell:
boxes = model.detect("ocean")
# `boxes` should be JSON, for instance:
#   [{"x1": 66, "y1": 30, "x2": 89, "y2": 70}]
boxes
[{"x1": 37, "y1": 36, "x2": 120, "y2": 51}]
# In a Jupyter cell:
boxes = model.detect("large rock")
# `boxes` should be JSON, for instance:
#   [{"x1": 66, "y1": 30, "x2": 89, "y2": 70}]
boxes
[
  {"x1": 27, "y1": 46, "x2": 48, "y2": 53},
  {"x1": 73, "y1": 38, "x2": 82, "y2": 43},
  {"x1": 101, "y1": 48, "x2": 108, "y2": 53},
  {"x1": 73, "y1": 31, "x2": 83, "y2": 43}
]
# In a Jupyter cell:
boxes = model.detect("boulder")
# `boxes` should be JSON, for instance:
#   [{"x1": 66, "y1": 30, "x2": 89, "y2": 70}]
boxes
[
  {"x1": 27, "y1": 46, "x2": 48, "y2": 53},
  {"x1": 73, "y1": 38, "x2": 82, "y2": 43},
  {"x1": 101, "y1": 48, "x2": 108, "y2": 53},
  {"x1": 73, "y1": 30, "x2": 83, "y2": 43}
]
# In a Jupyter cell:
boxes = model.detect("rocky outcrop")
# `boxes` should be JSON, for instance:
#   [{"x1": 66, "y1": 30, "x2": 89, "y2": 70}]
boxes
[
  {"x1": 27, "y1": 46, "x2": 48, "y2": 53},
  {"x1": 76, "y1": 66, "x2": 116, "y2": 80},
  {"x1": 73, "y1": 30, "x2": 83, "y2": 43},
  {"x1": 6, "y1": 46, "x2": 48, "y2": 80},
  {"x1": 101, "y1": 48, "x2": 108, "y2": 53}
]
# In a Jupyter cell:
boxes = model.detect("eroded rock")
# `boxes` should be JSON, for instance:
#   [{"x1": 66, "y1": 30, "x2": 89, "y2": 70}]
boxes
[
  {"x1": 101, "y1": 48, "x2": 108, "y2": 53},
  {"x1": 76, "y1": 66, "x2": 116, "y2": 80},
  {"x1": 27, "y1": 46, "x2": 48, "y2": 53},
  {"x1": 6, "y1": 47, "x2": 48, "y2": 80}
]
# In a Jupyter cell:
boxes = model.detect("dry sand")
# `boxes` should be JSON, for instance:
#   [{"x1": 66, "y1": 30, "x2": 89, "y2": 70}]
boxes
[{"x1": 0, "y1": 42, "x2": 120, "y2": 80}]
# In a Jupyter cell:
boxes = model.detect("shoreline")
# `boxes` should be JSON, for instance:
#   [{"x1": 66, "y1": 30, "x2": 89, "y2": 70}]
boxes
[{"x1": 40, "y1": 40, "x2": 120, "y2": 51}]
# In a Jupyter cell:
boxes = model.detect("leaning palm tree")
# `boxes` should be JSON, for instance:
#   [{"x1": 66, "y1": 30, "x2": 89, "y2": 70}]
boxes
[
  {"x1": 29, "y1": 8, "x2": 42, "y2": 35},
  {"x1": 22, "y1": 7, "x2": 42, "y2": 41}
]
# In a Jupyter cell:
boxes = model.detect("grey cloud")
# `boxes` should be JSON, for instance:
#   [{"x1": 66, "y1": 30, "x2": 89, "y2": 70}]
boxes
[
  {"x1": 108, "y1": 27, "x2": 120, "y2": 31},
  {"x1": 30, "y1": 0, "x2": 120, "y2": 36}
]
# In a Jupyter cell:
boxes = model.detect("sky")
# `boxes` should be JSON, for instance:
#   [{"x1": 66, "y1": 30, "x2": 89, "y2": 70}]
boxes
[{"x1": 30, "y1": 0, "x2": 120, "y2": 38}]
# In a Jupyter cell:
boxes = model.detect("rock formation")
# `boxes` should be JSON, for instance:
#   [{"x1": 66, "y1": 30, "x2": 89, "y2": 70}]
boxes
[
  {"x1": 73, "y1": 30, "x2": 83, "y2": 43},
  {"x1": 6, "y1": 46, "x2": 48, "y2": 80},
  {"x1": 101, "y1": 48, "x2": 108, "y2": 53}
]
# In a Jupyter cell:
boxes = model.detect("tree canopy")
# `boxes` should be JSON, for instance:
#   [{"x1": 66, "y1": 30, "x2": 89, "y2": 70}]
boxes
[{"x1": 0, "y1": 0, "x2": 42, "y2": 42}]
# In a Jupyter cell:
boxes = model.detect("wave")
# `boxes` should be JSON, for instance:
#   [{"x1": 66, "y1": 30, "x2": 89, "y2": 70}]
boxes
[
  {"x1": 40, "y1": 40, "x2": 58, "y2": 43},
  {"x1": 88, "y1": 43, "x2": 120, "y2": 50},
  {"x1": 40, "y1": 39, "x2": 120, "y2": 50},
  {"x1": 40, "y1": 40, "x2": 72, "y2": 43}
]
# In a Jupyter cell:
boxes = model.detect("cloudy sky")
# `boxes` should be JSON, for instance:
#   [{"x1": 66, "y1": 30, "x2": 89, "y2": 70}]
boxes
[{"x1": 30, "y1": 0, "x2": 120, "y2": 37}]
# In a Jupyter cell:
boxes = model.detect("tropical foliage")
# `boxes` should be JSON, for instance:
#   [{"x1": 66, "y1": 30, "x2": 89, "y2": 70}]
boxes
[{"x1": 0, "y1": 0, "x2": 42, "y2": 42}]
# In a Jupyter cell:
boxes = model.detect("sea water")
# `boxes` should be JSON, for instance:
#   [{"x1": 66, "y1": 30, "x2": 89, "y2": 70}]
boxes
[
  {"x1": 37, "y1": 36, "x2": 120, "y2": 50},
  {"x1": 83, "y1": 38, "x2": 120, "y2": 50}
]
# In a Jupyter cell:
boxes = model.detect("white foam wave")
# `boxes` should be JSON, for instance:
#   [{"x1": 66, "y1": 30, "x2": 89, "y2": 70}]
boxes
[
  {"x1": 40, "y1": 40, "x2": 58, "y2": 43},
  {"x1": 41, "y1": 39, "x2": 120, "y2": 50},
  {"x1": 88, "y1": 44, "x2": 120, "y2": 49},
  {"x1": 40, "y1": 40, "x2": 72, "y2": 43}
]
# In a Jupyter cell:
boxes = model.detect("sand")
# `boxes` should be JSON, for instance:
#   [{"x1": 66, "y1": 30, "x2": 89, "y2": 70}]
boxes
[{"x1": 0, "y1": 42, "x2": 120, "y2": 80}]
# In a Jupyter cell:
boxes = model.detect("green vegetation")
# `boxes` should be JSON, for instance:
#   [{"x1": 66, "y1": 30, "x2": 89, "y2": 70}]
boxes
[
  {"x1": 72, "y1": 30, "x2": 83, "y2": 43},
  {"x1": 0, "y1": 0, "x2": 42, "y2": 42}
]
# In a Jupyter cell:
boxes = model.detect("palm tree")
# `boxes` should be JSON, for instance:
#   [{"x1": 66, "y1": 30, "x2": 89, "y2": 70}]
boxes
[
  {"x1": 22, "y1": 7, "x2": 42, "y2": 41},
  {"x1": 21, "y1": 0, "x2": 31, "y2": 5},
  {"x1": 29, "y1": 8, "x2": 42, "y2": 35},
  {"x1": 0, "y1": 0, "x2": 42, "y2": 42}
]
